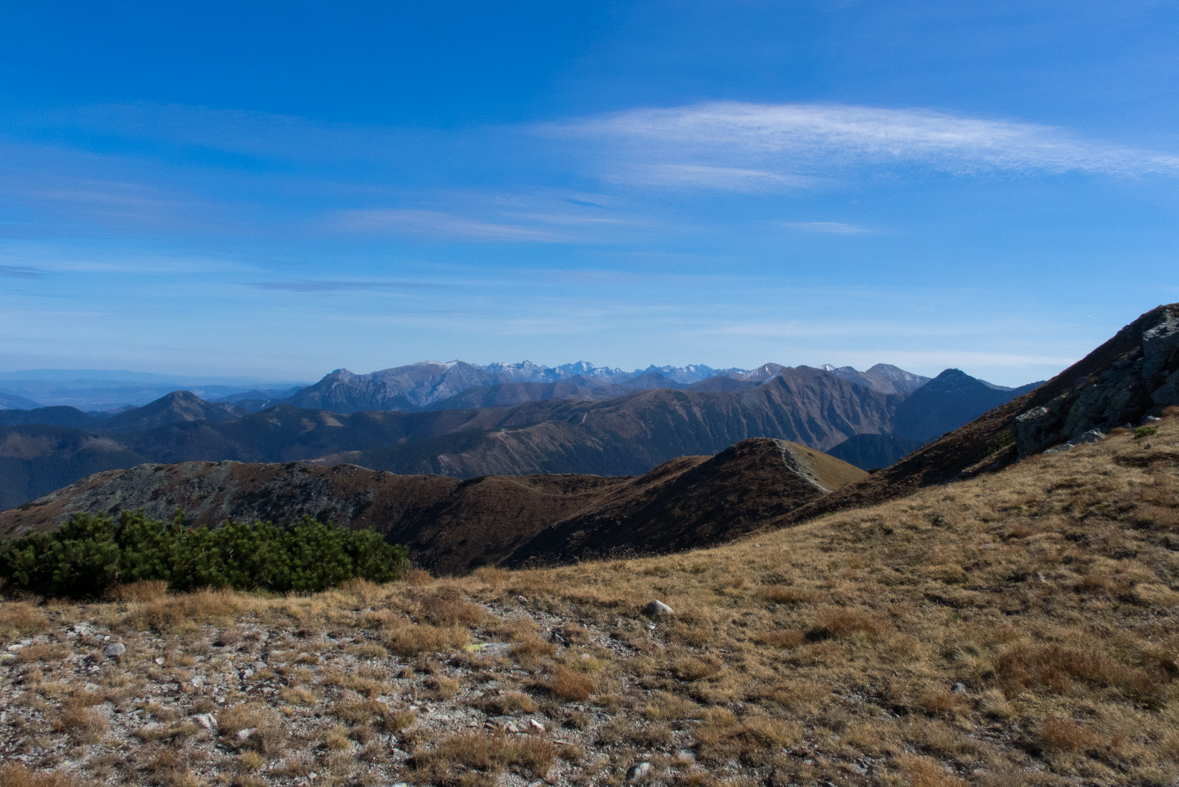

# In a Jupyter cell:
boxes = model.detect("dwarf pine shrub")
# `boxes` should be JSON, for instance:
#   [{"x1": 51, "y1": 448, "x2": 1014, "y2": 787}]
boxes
[{"x1": 0, "y1": 510, "x2": 408, "y2": 598}]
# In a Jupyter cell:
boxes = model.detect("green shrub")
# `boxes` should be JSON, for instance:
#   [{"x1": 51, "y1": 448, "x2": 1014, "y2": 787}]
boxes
[
  {"x1": 983, "y1": 432, "x2": 1015, "y2": 456},
  {"x1": 0, "y1": 510, "x2": 408, "y2": 599},
  {"x1": 1133, "y1": 426, "x2": 1158, "y2": 439}
]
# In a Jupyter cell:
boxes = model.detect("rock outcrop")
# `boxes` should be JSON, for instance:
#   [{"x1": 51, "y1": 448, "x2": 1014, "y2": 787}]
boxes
[{"x1": 1014, "y1": 304, "x2": 1179, "y2": 455}]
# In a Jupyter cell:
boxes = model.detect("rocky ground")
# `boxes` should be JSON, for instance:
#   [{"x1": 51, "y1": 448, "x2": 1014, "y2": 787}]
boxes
[{"x1": 0, "y1": 585, "x2": 736, "y2": 787}]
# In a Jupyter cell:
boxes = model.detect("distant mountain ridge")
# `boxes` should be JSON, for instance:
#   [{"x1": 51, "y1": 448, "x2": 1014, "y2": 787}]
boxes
[
  {"x1": 0, "y1": 363, "x2": 1038, "y2": 509},
  {"x1": 269, "y1": 359, "x2": 937, "y2": 415},
  {"x1": 820, "y1": 363, "x2": 931, "y2": 396},
  {"x1": 0, "y1": 370, "x2": 308, "y2": 411},
  {"x1": 280, "y1": 360, "x2": 740, "y2": 413}
]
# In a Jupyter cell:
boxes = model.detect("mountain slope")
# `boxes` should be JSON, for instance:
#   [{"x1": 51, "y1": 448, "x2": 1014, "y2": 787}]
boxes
[
  {"x1": 780, "y1": 302, "x2": 1179, "y2": 524},
  {"x1": 343, "y1": 367, "x2": 899, "y2": 477},
  {"x1": 0, "y1": 406, "x2": 99, "y2": 429},
  {"x1": 826, "y1": 433, "x2": 926, "y2": 470},
  {"x1": 507, "y1": 438, "x2": 866, "y2": 566},
  {"x1": 891, "y1": 368, "x2": 1041, "y2": 442},
  {"x1": 2, "y1": 414, "x2": 1175, "y2": 787},
  {"x1": 0, "y1": 391, "x2": 42, "y2": 409},
  {"x1": 100, "y1": 391, "x2": 243, "y2": 433},
  {"x1": 0, "y1": 438, "x2": 865, "y2": 575},
  {"x1": 0, "y1": 425, "x2": 148, "y2": 510}
]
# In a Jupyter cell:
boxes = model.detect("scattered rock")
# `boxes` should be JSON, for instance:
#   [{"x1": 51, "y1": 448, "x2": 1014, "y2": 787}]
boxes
[
  {"x1": 529, "y1": 718, "x2": 545, "y2": 732},
  {"x1": 154, "y1": 657, "x2": 165, "y2": 666},
  {"x1": 952, "y1": 682, "x2": 967, "y2": 694},
  {"x1": 193, "y1": 713, "x2": 218, "y2": 730},
  {"x1": 645, "y1": 600, "x2": 674, "y2": 616},
  {"x1": 235, "y1": 728, "x2": 254, "y2": 741},
  {"x1": 628, "y1": 761, "x2": 652, "y2": 781},
  {"x1": 0, "y1": 654, "x2": 16, "y2": 666},
  {"x1": 104, "y1": 642, "x2": 127, "y2": 660}
]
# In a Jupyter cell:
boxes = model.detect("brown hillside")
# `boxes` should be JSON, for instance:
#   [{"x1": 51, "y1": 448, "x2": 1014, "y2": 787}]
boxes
[
  {"x1": 508, "y1": 438, "x2": 866, "y2": 566},
  {"x1": 0, "y1": 439, "x2": 865, "y2": 575}
]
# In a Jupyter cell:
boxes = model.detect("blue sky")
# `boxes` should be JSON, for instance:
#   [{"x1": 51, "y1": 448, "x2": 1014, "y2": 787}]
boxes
[{"x1": 1, "y1": 1, "x2": 1177, "y2": 386}]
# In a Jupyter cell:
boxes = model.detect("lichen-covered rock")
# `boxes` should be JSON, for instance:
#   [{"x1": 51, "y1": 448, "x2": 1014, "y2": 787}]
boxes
[{"x1": 1013, "y1": 304, "x2": 1179, "y2": 456}]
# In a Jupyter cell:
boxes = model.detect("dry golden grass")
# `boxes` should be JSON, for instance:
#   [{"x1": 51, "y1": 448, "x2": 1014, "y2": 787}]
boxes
[
  {"x1": 411, "y1": 730, "x2": 558, "y2": 782},
  {"x1": 0, "y1": 765, "x2": 81, "y2": 787},
  {"x1": 381, "y1": 620, "x2": 468, "y2": 656},
  {"x1": 479, "y1": 690, "x2": 538, "y2": 716},
  {"x1": 125, "y1": 588, "x2": 246, "y2": 633},
  {"x1": 548, "y1": 665, "x2": 595, "y2": 701},
  {"x1": 14, "y1": 642, "x2": 68, "y2": 663},
  {"x1": 103, "y1": 579, "x2": 168, "y2": 602},
  {"x1": 0, "y1": 601, "x2": 48, "y2": 637},
  {"x1": 52, "y1": 695, "x2": 108, "y2": 743},
  {"x1": 896, "y1": 754, "x2": 969, "y2": 787}
]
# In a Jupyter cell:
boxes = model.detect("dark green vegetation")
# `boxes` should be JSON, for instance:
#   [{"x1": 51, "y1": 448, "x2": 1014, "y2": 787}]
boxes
[{"x1": 0, "y1": 511, "x2": 407, "y2": 598}]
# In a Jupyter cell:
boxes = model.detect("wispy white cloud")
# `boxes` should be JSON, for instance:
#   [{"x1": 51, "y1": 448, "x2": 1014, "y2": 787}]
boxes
[
  {"x1": 329, "y1": 202, "x2": 650, "y2": 243},
  {"x1": 0, "y1": 265, "x2": 46, "y2": 279},
  {"x1": 548, "y1": 101, "x2": 1179, "y2": 190},
  {"x1": 332, "y1": 208, "x2": 575, "y2": 242},
  {"x1": 779, "y1": 221, "x2": 873, "y2": 235},
  {"x1": 250, "y1": 280, "x2": 447, "y2": 293},
  {"x1": 607, "y1": 163, "x2": 816, "y2": 191}
]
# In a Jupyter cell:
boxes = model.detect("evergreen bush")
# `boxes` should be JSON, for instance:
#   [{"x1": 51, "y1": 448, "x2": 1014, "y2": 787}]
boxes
[{"x1": 0, "y1": 510, "x2": 408, "y2": 598}]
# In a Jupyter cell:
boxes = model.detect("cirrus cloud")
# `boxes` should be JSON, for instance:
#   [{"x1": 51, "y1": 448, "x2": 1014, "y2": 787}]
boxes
[{"x1": 546, "y1": 102, "x2": 1179, "y2": 190}]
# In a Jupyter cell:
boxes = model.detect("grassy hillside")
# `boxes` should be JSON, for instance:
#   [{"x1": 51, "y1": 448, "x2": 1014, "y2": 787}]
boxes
[{"x1": 0, "y1": 412, "x2": 1174, "y2": 786}]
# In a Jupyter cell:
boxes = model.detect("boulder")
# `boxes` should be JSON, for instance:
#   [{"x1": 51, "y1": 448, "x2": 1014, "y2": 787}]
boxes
[{"x1": 645, "y1": 600, "x2": 674, "y2": 616}]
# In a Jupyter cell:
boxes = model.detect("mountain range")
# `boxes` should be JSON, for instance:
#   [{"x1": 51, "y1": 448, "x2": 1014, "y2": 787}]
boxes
[
  {"x1": 4, "y1": 303, "x2": 1176, "y2": 578},
  {"x1": 0, "y1": 361, "x2": 1037, "y2": 511},
  {"x1": 1, "y1": 360, "x2": 934, "y2": 413}
]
